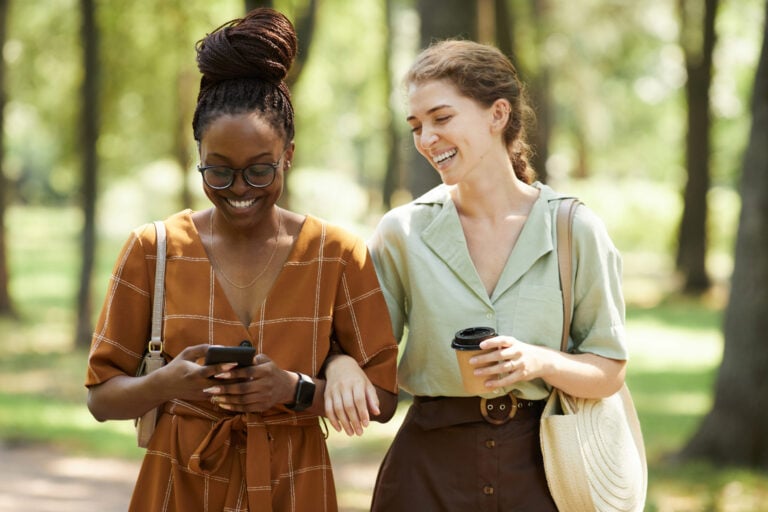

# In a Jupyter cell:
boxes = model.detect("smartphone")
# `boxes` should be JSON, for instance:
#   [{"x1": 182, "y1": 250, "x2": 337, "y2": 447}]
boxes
[{"x1": 204, "y1": 345, "x2": 256, "y2": 367}]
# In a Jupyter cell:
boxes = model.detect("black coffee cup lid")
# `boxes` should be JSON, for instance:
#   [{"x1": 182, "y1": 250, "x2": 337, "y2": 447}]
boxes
[{"x1": 451, "y1": 327, "x2": 497, "y2": 350}]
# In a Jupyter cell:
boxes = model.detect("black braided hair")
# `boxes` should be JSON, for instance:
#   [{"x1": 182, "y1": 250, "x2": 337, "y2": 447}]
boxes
[{"x1": 192, "y1": 8, "x2": 297, "y2": 143}]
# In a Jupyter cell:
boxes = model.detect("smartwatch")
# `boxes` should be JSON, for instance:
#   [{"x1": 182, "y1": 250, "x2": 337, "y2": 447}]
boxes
[{"x1": 285, "y1": 372, "x2": 316, "y2": 412}]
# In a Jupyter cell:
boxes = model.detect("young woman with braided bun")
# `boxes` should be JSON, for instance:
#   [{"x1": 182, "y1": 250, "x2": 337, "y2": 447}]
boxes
[{"x1": 85, "y1": 9, "x2": 397, "y2": 511}]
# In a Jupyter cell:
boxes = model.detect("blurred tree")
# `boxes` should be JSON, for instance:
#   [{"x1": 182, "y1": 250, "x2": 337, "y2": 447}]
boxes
[
  {"x1": 245, "y1": 0, "x2": 271, "y2": 10},
  {"x1": 162, "y1": 2, "x2": 197, "y2": 211},
  {"x1": 676, "y1": 0, "x2": 718, "y2": 294},
  {"x1": 74, "y1": 0, "x2": 99, "y2": 348},
  {"x1": 680, "y1": 0, "x2": 768, "y2": 468},
  {"x1": 381, "y1": 0, "x2": 401, "y2": 209},
  {"x1": 500, "y1": 0, "x2": 553, "y2": 183},
  {"x1": 406, "y1": 0, "x2": 477, "y2": 199},
  {"x1": 0, "y1": 0, "x2": 14, "y2": 318}
]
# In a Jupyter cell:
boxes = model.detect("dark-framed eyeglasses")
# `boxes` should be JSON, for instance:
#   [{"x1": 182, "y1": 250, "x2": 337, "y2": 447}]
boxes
[{"x1": 197, "y1": 150, "x2": 287, "y2": 189}]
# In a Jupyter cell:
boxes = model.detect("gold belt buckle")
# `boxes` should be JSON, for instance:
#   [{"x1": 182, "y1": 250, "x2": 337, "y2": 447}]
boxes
[{"x1": 479, "y1": 393, "x2": 518, "y2": 425}]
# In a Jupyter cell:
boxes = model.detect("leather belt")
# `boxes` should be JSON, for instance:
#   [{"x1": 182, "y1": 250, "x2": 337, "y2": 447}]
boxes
[{"x1": 414, "y1": 394, "x2": 545, "y2": 426}]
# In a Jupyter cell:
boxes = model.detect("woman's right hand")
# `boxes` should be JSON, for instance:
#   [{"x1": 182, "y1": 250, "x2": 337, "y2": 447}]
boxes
[
  {"x1": 156, "y1": 344, "x2": 231, "y2": 403},
  {"x1": 323, "y1": 354, "x2": 379, "y2": 436},
  {"x1": 88, "y1": 343, "x2": 216, "y2": 422}
]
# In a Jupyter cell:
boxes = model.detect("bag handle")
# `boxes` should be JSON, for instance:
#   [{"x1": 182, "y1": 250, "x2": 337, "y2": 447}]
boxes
[
  {"x1": 556, "y1": 198, "x2": 581, "y2": 353},
  {"x1": 149, "y1": 220, "x2": 167, "y2": 353}
]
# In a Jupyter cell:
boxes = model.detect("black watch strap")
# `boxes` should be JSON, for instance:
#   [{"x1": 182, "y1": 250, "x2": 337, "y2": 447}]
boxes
[{"x1": 285, "y1": 372, "x2": 315, "y2": 412}]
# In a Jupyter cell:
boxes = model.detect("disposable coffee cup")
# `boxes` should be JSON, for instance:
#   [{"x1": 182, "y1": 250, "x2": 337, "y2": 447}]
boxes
[{"x1": 451, "y1": 327, "x2": 497, "y2": 395}]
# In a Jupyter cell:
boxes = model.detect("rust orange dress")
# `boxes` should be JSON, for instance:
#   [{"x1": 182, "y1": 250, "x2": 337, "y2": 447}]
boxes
[{"x1": 85, "y1": 210, "x2": 398, "y2": 512}]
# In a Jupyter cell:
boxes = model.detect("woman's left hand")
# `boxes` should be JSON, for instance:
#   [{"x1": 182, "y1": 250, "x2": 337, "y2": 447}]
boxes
[
  {"x1": 323, "y1": 354, "x2": 379, "y2": 436},
  {"x1": 203, "y1": 354, "x2": 296, "y2": 413},
  {"x1": 470, "y1": 336, "x2": 554, "y2": 389}
]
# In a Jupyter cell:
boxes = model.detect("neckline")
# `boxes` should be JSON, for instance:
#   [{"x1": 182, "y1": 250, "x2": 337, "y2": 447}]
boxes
[{"x1": 207, "y1": 208, "x2": 284, "y2": 289}]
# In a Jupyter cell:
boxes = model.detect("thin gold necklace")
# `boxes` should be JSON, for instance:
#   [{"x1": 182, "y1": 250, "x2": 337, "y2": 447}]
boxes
[{"x1": 209, "y1": 208, "x2": 283, "y2": 289}]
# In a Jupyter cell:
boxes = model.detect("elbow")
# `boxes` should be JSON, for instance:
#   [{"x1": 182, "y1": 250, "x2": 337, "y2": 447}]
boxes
[
  {"x1": 603, "y1": 359, "x2": 627, "y2": 397},
  {"x1": 86, "y1": 389, "x2": 109, "y2": 423}
]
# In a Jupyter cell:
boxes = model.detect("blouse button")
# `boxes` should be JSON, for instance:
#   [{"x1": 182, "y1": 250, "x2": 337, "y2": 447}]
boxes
[
  {"x1": 485, "y1": 439, "x2": 496, "y2": 448},
  {"x1": 483, "y1": 485, "x2": 494, "y2": 495}
]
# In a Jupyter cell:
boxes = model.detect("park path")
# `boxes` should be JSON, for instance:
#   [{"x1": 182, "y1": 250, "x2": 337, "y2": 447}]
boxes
[
  {"x1": 0, "y1": 441, "x2": 379, "y2": 512},
  {"x1": 0, "y1": 443, "x2": 139, "y2": 512}
]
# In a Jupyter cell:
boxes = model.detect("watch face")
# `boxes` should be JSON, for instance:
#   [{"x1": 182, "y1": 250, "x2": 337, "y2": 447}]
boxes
[{"x1": 288, "y1": 373, "x2": 316, "y2": 411}]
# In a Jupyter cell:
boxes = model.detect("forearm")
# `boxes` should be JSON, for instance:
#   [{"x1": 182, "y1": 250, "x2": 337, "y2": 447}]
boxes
[
  {"x1": 87, "y1": 371, "x2": 173, "y2": 422},
  {"x1": 543, "y1": 351, "x2": 626, "y2": 399}
]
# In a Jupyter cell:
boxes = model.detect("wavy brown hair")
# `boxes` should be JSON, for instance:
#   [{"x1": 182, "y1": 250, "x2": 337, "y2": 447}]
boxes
[{"x1": 404, "y1": 40, "x2": 536, "y2": 184}]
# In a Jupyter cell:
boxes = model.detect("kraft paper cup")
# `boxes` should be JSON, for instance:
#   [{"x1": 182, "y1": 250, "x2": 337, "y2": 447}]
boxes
[{"x1": 451, "y1": 327, "x2": 497, "y2": 395}]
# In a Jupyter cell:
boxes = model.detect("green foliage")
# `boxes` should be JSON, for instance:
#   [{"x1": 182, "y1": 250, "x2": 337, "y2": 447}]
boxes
[{"x1": 2, "y1": 0, "x2": 763, "y2": 210}]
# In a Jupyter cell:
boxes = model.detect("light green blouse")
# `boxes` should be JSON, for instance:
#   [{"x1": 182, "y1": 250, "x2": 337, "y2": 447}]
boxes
[{"x1": 368, "y1": 182, "x2": 627, "y2": 400}]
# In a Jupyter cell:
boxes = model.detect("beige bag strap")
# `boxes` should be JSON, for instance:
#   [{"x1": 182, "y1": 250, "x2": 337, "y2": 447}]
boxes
[
  {"x1": 149, "y1": 220, "x2": 166, "y2": 353},
  {"x1": 556, "y1": 198, "x2": 581, "y2": 353}
]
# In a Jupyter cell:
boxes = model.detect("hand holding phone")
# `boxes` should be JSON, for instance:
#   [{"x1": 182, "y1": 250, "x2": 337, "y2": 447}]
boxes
[{"x1": 204, "y1": 345, "x2": 256, "y2": 367}]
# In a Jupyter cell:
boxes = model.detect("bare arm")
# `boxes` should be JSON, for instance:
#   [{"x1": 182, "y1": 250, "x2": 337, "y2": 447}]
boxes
[
  {"x1": 87, "y1": 344, "x2": 220, "y2": 421},
  {"x1": 472, "y1": 336, "x2": 626, "y2": 399},
  {"x1": 322, "y1": 354, "x2": 398, "y2": 436},
  {"x1": 183, "y1": 353, "x2": 395, "y2": 423}
]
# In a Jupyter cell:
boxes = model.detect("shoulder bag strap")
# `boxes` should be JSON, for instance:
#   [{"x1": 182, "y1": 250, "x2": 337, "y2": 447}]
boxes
[
  {"x1": 149, "y1": 220, "x2": 167, "y2": 354},
  {"x1": 556, "y1": 198, "x2": 581, "y2": 353}
]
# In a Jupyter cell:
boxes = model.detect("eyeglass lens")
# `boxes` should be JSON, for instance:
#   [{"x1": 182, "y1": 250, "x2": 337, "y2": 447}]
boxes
[{"x1": 203, "y1": 165, "x2": 275, "y2": 189}]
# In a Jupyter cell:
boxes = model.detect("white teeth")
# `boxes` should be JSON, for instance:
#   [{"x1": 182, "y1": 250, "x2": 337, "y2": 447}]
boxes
[
  {"x1": 227, "y1": 198, "x2": 257, "y2": 208},
  {"x1": 433, "y1": 149, "x2": 457, "y2": 164}
]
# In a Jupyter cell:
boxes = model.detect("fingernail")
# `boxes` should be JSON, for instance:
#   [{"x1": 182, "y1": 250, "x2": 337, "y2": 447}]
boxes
[
  {"x1": 218, "y1": 403, "x2": 232, "y2": 410},
  {"x1": 203, "y1": 386, "x2": 221, "y2": 394},
  {"x1": 214, "y1": 372, "x2": 231, "y2": 379},
  {"x1": 221, "y1": 363, "x2": 238, "y2": 371},
  {"x1": 469, "y1": 357, "x2": 477, "y2": 364}
]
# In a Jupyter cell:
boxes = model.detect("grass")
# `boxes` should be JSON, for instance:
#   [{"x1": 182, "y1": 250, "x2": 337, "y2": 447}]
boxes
[{"x1": 2, "y1": 201, "x2": 767, "y2": 511}]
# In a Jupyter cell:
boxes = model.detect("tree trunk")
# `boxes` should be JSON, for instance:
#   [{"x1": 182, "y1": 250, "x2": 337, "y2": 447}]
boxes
[
  {"x1": 174, "y1": 69, "x2": 195, "y2": 210},
  {"x1": 407, "y1": 0, "x2": 477, "y2": 199},
  {"x1": 493, "y1": 0, "x2": 552, "y2": 183},
  {"x1": 286, "y1": 0, "x2": 318, "y2": 88},
  {"x1": 382, "y1": 0, "x2": 401, "y2": 209},
  {"x1": 675, "y1": 0, "x2": 718, "y2": 293},
  {"x1": 74, "y1": 0, "x2": 99, "y2": 348},
  {"x1": 245, "y1": 0, "x2": 271, "y2": 12},
  {"x1": 528, "y1": 0, "x2": 552, "y2": 183},
  {"x1": 0, "y1": 0, "x2": 14, "y2": 318},
  {"x1": 679, "y1": 0, "x2": 768, "y2": 468}
]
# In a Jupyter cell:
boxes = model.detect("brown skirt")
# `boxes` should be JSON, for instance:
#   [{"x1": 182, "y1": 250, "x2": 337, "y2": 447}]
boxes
[{"x1": 370, "y1": 394, "x2": 558, "y2": 512}]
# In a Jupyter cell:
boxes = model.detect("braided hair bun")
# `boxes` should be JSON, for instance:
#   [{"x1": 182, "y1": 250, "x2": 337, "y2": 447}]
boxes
[
  {"x1": 192, "y1": 8, "x2": 297, "y2": 142},
  {"x1": 196, "y1": 8, "x2": 297, "y2": 87}
]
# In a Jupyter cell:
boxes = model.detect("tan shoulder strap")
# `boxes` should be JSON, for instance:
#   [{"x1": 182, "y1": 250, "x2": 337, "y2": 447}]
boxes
[
  {"x1": 149, "y1": 221, "x2": 166, "y2": 353},
  {"x1": 556, "y1": 198, "x2": 581, "y2": 353}
]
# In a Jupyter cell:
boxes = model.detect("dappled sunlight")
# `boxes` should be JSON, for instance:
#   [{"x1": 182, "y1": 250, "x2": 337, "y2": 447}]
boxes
[
  {"x1": 633, "y1": 391, "x2": 712, "y2": 416},
  {"x1": 288, "y1": 167, "x2": 373, "y2": 237},
  {"x1": 0, "y1": 445, "x2": 138, "y2": 512},
  {"x1": 627, "y1": 324, "x2": 723, "y2": 371}
]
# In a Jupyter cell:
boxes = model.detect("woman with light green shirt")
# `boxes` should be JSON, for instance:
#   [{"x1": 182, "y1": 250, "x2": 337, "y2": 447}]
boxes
[{"x1": 326, "y1": 39, "x2": 628, "y2": 510}]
